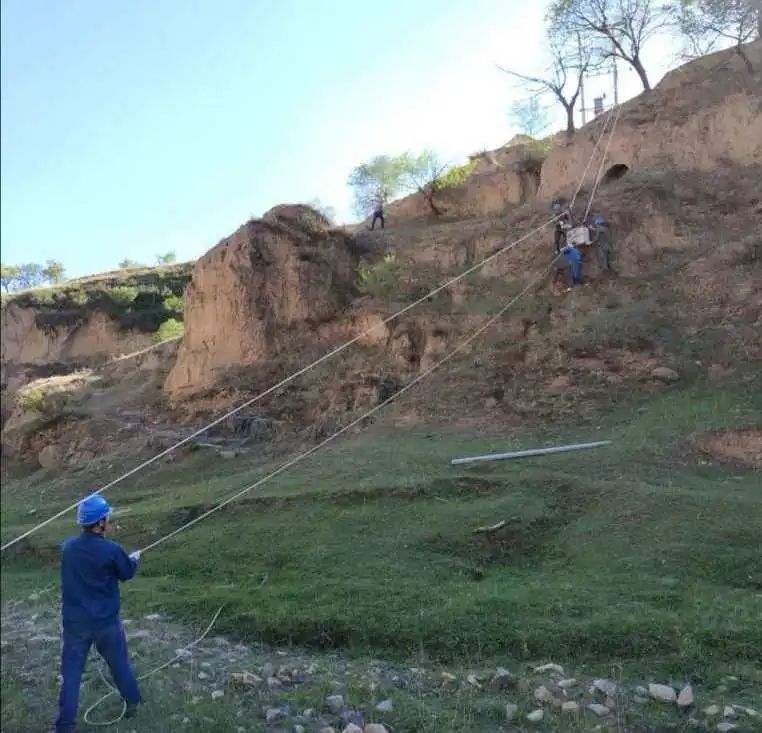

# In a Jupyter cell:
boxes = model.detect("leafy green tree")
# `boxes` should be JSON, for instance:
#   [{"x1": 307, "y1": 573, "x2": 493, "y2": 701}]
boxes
[
  {"x1": 15, "y1": 263, "x2": 46, "y2": 289},
  {"x1": 1, "y1": 263, "x2": 20, "y2": 292},
  {"x1": 155, "y1": 250, "x2": 178, "y2": 265},
  {"x1": 347, "y1": 154, "x2": 414, "y2": 218},
  {"x1": 676, "y1": 0, "x2": 759, "y2": 70},
  {"x1": 42, "y1": 259, "x2": 66, "y2": 285},
  {"x1": 403, "y1": 151, "x2": 476, "y2": 216},
  {"x1": 118, "y1": 258, "x2": 145, "y2": 269}
]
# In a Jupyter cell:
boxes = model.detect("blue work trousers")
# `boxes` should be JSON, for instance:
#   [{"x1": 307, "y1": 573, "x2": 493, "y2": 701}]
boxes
[
  {"x1": 55, "y1": 622, "x2": 140, "y2": 732},
  {"x1": 569, "y1": 262, "x2": 583, "y2": 285}
]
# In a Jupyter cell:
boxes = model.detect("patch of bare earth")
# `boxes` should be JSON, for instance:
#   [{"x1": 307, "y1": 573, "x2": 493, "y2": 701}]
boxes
[{"x1": 697, "y1": 427, "x2": 762, "y2": 468}]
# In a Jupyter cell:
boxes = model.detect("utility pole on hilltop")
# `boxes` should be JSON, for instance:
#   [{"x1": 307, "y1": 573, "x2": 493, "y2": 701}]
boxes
[{"x1": 578, "y1": 32, "x2": 587, "y2": 125}]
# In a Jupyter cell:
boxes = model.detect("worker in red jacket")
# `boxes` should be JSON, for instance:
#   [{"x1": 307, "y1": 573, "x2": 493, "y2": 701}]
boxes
[{"x1": 54, "y1": 495, "x2": 141, "y2": 732}]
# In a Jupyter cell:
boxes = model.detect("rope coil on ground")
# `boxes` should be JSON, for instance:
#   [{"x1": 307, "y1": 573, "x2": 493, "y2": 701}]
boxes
[{"x1": 83, "y1": 606, "x2": 224, "y2": 726}]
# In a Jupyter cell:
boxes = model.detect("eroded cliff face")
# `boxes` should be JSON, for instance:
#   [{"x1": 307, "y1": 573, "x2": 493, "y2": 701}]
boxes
[
  {"x1": 538, "y1": 41, "x2": 762, "y2": 201},
  {"x1": 164, "y1": 205, "x2": 358, "y2": 396}
]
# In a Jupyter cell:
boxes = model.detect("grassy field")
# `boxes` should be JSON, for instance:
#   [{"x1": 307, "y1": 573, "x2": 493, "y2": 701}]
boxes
[{"x1": 2, "y1": 375, "x2": 761, "y2": 730}]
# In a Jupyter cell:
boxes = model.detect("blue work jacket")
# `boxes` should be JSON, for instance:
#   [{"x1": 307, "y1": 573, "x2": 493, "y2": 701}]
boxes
[{"x1": 60, "y1": 532, "x2": 137, "y2": 631}]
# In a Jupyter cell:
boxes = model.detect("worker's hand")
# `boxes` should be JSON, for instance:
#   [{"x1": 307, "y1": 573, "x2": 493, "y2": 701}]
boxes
[{"x1": 129, "y1": 550, "x2": 141, "y2": 562}]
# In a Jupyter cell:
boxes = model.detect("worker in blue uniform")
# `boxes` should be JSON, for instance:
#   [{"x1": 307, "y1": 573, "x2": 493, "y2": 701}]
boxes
[
  {"x1": 54, "y1": 495, "x2": 141, "y2": 732},
  {"x1": 561, "y1": 243, "x2": 583, "y2": 286}
]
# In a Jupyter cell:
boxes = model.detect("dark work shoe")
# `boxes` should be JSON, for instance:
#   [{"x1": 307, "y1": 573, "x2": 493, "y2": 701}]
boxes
[{"x1": 124, "y1": 702, "x2": 139, "y2": 719}]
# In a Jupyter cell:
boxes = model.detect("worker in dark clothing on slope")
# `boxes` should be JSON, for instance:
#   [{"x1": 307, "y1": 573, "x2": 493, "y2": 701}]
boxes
[
  {"x1": 370, "y1": 200, "x2": 385, "y2": 230},
  {"x1": 593, "y1": 215, "x2": 614, "y2": 271},
  {"x1": 562, "y1": 243, "x2": 583, "y2": 287},
  {"x1": 553, "y1": 201, "x2": 570, "y2": 254},
  {"x1": 54, "y1": 495, "x2": 141, "y2": 733}
]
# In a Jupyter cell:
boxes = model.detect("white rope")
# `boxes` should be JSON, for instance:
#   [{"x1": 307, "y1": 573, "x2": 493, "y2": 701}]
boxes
[
  {"x1": 139, "y1": 255, "x2": 562, "y2": 554},
  {"x1": 584, "y1": 102, "x2": 625, "y2": 220},
  {"x1": 2, "y1": 102, "x2": 621, "y2": 555},
  {"x1": 570, "y1": 103, "x2": 617, "y2": 210},
  {"x1": 83, "y1": 605, "x2": 224, "y2": 726},
  {"x1": 1, "y1": 216, "x2": 558, "y2": 552}
]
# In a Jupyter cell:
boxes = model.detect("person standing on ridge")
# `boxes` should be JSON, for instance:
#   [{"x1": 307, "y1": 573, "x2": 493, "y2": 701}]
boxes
[
  {"x1": 53, "y1": 495, "x2": 142, "y2": 733},
  {"x1": 370, "y1": 199, "x2": 385, "y2": 230}
]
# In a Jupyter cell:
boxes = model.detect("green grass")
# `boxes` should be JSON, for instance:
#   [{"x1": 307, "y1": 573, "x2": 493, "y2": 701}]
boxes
[{"x1": 3, "y1": 380, "x2": 761, "y2": 678}]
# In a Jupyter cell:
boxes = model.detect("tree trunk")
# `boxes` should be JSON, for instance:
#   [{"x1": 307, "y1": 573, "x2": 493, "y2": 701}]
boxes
[
  {"x1": 564, "y1": 103, "x2": 575, "y2": 137},
  {"x1": 631, "y1": 55, "x2": 651, "y2": 91},
  {"x1": 736, "y1": 42, "x2": 755, "y2": 74},
  {"x1": 421, "y1": 187, "x2": 443, "y2": 216}
]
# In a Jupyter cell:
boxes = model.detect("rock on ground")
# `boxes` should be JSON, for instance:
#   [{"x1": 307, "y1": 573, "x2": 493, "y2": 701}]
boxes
[
  {"x1": 593, "y1": 678, "x2": 617, "y2": 697},
  {"x1": 587, "y1": 703, "x2": 610, "y2": 717},
  {"x1": 652, "y1": 366, "x2": 680, "y2": 382},
  {"x1": 364, "y1": 725, "x2": 389, "y2": 733},
  {"x1": 649, "y1": 683, "x2": 677, "y2": 703},
  {"x1": 526, "y1": 709, "x2": 544, "y2": 723},
  {"x1": 677, "y1": 684, "x2": 694, "y2": 708},
  {"x1": 375, "y1": 699, "x2": 393, "y2": 713},
  {"x1": 326, "y1": 695, "x2": 345, "y2": 714},
  {"x1": 562, "y1": 701, "x2": 580, "y2": 713},
  {"x1": 505, "y1": 702, "x2": 518, "y2": 721}
]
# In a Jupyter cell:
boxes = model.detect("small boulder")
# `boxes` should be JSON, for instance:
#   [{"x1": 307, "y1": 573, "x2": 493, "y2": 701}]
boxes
[
  {"x1": 704, "y1": 704, "x2": 720, "y2": 716},
  {"x1": 677, "y1": 684, "x2": 694, "y2": 708},
  {"x1": 265, "y1": 707, "x2": 286, "y2": 724},
  {"x1": 341, "y1": 725, "x2": 363, "y2": 733},
  {"x1": 636, "y1": 685, "x2": 648, "y2": 697},
  {"x1": 562, "y1": 701, "x2": 580, "y2": 713},
  {"x1": 558, "y1": 678, "x2": 577, "y2": 689},
  {"x1": 649, "y1": 683, "x2": 677, "y2": 703},
  {"x1": 211, "y1": 690, "x2": 224, "y2": 700},
  {"x1": 526, "y1": 709, "x2": 544, "y2": 723},
  {"x1": 505, "y1": 703, "x2": 518, "y2": 721},
  {"x1": 340, "y1": 710, "x2": 365, "y2": 729},
  {"x1": 652, "y1": 366, "x2": 679, "y2": 383},
  {"x1": 294, "y1": 726, "x2": 306, "y2": 733},
  {"x1": 231, "y1": 671, "x2": 262, "y2": 687},
  {"x1": 440, "y1": 671, "x2": 457, "y2": 688},
  {"x1": 267, "y1": 676, "x2": 283, "y2": 690},
  {"x1": 723, "y1": 706, "x2": 736, "y2": 718},
  {"x1": 262, "y1": 662, "x2": 275, "y2": 677},
  {"x1": 716, "y1": 724, "x2": 738, "y2": 732},
  {"x1": 326, "y1": 694, "x2": 345, "y2": 714},
  {"x1": 375, "y1": 699, "x2": 393, "y2": 713},
  {"x1": 534, "y1": 662, "x2": 564, "y2": 674},
  {"x1": 587, "y1": 703, "x2": 610, "y2": 717},
  {"x1": 466, "y1": 673, "x2": 482, "y2": 689},
  {"x1": 593, "y1": 678, "x2": 617, "y2": 697},
  {"x1": 535, "y1": 685, "x2": 555, "y2": 704},
  {"x1": 364, "y1": 725, "x2": 389, "y2": 733},
  {"x1": 491, "y1": 667, "x2": 516, "y2": 690}
]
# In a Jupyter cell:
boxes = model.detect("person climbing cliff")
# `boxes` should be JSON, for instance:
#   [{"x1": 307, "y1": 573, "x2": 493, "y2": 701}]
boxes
[
  {"x1": 562, "y1": 243, "x2": 583, "y2": 287},
  {"x1": 370, "y1": 200, "x2": 385, "y2": 230}
]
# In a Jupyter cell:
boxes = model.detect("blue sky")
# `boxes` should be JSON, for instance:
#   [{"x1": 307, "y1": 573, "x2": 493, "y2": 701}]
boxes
[{"x1": 1, "y1": 0, "x2": 676, "y2": 278}]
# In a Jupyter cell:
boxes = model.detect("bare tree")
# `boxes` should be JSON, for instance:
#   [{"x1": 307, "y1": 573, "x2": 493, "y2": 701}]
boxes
[
  {"x1": 677, "y1": 0, "x2": 760, "y2": 72},
  {"x1": 510, "y1": 97, "x2": 552, "y2": 137},
  {"x1": 549, "y1": 0, "x2": 675, "y2": 91},
  {"x1": 500, "y1": 41, "x2": 591, "y2": 136}
]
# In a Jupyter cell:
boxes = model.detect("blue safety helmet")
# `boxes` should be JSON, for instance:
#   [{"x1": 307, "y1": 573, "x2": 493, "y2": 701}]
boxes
[
  {"x1": 552, "y1": 202, "x2": 562, "y2": 212},
  {"x1": 77, "y1": 495, "x2": 112, "y2": 526},
  {"x1": 594, "y1": 215, "x2": 606, "y2": 226}
]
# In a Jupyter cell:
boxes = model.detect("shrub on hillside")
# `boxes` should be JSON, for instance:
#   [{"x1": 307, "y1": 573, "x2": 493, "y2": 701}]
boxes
[
  {"x1": 357, "y1": 254, "x2": 401, "y2": 299},
  {"x1": 107, "y1": 285, "x2": 139, "y2": 306},
  {"x1": 163, "y1": 294, "x2": 185, "y2": 316},
  {"x1": 153, "y1": 318, "x2": 184, "y2": 343}
]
